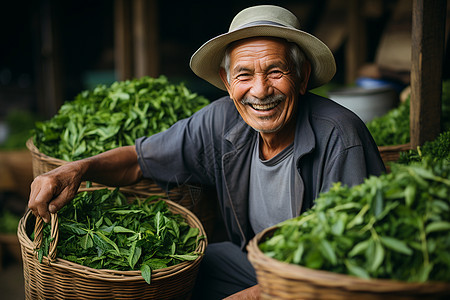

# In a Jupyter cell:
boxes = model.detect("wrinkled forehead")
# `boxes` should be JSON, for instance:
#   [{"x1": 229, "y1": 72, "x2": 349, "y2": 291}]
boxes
[
  {"x1": 227, "y1": 36, "x2": 290, "y2": 53},
  {"x1": 225, "y1": 37, "x2": 299, "y2": 72}
]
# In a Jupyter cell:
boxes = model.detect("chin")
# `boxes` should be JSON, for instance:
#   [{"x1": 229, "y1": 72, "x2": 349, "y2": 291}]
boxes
[{"x1": 251, "y1": 124, "x2": 283, "y2": 134}]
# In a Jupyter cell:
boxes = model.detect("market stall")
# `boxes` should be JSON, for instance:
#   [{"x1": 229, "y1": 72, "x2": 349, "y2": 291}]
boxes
[{"x1": 1, "y1": 0, "x2": 448, "y2": 299}]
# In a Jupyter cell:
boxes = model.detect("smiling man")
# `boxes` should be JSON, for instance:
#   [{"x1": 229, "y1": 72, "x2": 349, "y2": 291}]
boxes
[
  {"x1": 220, "y1": 37, "x2": 308, "y2": 159},
  {"x1": 28, "y1": 5, "x2": 385, "y2": 300}
]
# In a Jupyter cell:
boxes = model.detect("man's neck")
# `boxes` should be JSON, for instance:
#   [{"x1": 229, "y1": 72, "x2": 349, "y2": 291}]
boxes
[{"x1": 258, "y1": 121, "x2": 296, "y2": 160}]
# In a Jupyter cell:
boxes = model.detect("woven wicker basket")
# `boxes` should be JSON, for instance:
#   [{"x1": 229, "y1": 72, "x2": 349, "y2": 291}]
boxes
[
  {"x1": 18, "y1": 189, "x2": 207, "y2": 300},
  {"x1": 247, "y1": 226, "x2": 450, "y2": 300},
  {"x1": 378, "y1": 143, "x2": 411, "y2": 169},
  {"x1": 26, "y1": 137, "x2": 182, "y2": 195},
  {"x1": 26, "y1": 137, "x2": 217, "y2": 237}
]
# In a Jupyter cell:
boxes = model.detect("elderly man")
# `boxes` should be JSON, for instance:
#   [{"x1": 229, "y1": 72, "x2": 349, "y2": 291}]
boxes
[{"x1": 29, "y1": 5, "x2": 385, "y2": 300}]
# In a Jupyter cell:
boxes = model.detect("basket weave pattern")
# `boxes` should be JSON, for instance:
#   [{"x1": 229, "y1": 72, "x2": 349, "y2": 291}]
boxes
[
  {"x1": 18, "y1": 193, "x2": 207, "y2": 300},
  {"x1": 247, "y1": 227, "x2": 450, "y2": 300}
]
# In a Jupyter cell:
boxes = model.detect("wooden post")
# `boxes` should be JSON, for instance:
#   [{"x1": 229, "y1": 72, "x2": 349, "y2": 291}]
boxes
[
  {"x1": 35, "y1": 0, "x2": 63, "y2": 118},
  {"x1": 132, "y1": 0, "x2": 159, "y2": 78},
  {"x1": 410, "y1": 0, "x2": 447, "y2": 148},
  {"x1": 114, "y1": 0, "x2": 133, "y2": 81},
  {"x1": 346, "y1": 0, "x2": 366, "y2": 84}
]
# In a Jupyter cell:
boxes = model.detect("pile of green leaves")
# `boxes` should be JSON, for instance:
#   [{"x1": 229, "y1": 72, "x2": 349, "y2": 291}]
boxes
[
  {"x1": 33, "y1": 76, "x2": 209, "y2": 161},
  {"x1": 259, "y1": 161, "x2": 450, "y2": 282},
  {"x1": 365, "y1": 97, "x2": 410, "y2": 146},
  {"x1": 35, "y1": 188, "x2": 204, "y2": 284},
  {"x1": 366, "y1": 79, "x2": 450, "y2": 146},
  {"x1": 398, "y1": 131, "x2": 450, "y2": 165}
]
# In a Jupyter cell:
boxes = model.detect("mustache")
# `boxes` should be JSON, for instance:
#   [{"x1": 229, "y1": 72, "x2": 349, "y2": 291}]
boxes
[{"x1": 240, "y1": 94, "x2": 286, "y2": 106}]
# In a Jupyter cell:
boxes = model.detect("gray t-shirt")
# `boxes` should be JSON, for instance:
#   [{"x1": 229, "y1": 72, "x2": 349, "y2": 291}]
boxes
[{"x1": 249, "y1": 139, "x2": 301, "y2": 234}]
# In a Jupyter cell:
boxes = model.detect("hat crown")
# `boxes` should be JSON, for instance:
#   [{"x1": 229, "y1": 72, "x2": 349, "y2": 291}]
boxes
[
  {"x1": 229, "y1": 5, "x2": 301, "y2": 32},
  {"x1": 190, "y1": 5, "x2": 336, "y2": 91}
]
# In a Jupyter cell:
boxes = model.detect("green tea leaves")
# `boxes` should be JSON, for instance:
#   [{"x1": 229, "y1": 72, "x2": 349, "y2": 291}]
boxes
[
  {"x1": 260, "y1": 161, "x2": 450, "y2": 282},
  {"x1": 128, "y1": 241, "x2": 142, "y2": 269},
  {"x1": 33, "y1": 76, "x2": 210, "y2": 161},
  {"x1": 319, "y1": 240, "x2": 337, "y2": 266},
  {"x1": 425, "y1": 221, "x2": 450, "y2": 234},
  {"x1": 80, "y1": 233, "x2": 93, "y2": 250},
  {"x1": 379, "y1": 236, "x2": 412, "y2": 255},
  {"x1": 38, "y1": 188, "x2": 203, "y2": 284},
  {"x1": 140, "y1": 264, "x2": 152, "y2": 284}
]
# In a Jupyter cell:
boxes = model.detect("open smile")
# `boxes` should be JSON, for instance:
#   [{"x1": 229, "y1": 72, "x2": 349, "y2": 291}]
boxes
[{"x1": 248, "y1": 99, "x2": 283, "y2": 111}]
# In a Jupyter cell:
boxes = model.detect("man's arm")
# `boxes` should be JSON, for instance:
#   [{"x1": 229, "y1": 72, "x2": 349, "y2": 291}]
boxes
[
  {"x1": 28, "y1": 145, "x2": 142, "y2": 223},
  {"x1": 224, "y1": 285, "x2": 260, "y2": 300}
]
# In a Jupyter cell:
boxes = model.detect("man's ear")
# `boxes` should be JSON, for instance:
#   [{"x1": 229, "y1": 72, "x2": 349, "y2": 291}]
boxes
[
  {"x1": 219, "y1": 68, "x2": 233, "y2": 97},
  {"x1": 299, "y1": 60, "x2": 311, "y2": 95}
]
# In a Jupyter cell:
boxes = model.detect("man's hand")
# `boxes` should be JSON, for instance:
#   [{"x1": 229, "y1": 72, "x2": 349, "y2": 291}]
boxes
[
  {"x1": 28, "y1": 161, "x2": 85, "y2": 223},
  {"x1": 28, "y1": 145, "x2": 142, "y2": 223},
  {"x1": 224, "y1": 285, "x2": 260, "y2": 300}
]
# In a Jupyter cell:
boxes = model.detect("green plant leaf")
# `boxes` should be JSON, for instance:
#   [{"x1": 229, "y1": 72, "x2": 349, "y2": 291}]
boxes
[
  {"x1": 140, "y1": 264, "x2": 152, "y2": 284},
  {"x1": 128, "y1": 241, "x2": 142, "y2": 269},
  {"x1": 425, "y1": 221, "x2": 450, "y2": 234},
  {"x1": 380, "y1": 236, "x2": 412, "y2": 255}
]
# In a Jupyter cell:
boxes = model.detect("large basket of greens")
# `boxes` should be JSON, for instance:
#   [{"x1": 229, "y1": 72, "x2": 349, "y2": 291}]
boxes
[
  {"x1": 26, "y1": 75, "x2": 215, "y2": 235},
  {"x1": 17, "y1": 187, "x2": 207, "y2": 299},
  {"x1": 365, "y1": 90, "x2": 411, "y2": 168},
  {"x1": 369, "y1": 79, "x2": 450, "y2": 169},
  {"x1": 247, "y1": 161, "x2": 450, "y2": 299},
  {"x1": 27, "y1": 75, "x2": 209, "y2": 197}
]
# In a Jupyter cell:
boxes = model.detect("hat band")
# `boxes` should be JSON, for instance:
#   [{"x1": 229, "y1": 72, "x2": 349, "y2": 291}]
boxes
[{"x1": 235, "y1": 20, "x2": 287, "y2": 31}]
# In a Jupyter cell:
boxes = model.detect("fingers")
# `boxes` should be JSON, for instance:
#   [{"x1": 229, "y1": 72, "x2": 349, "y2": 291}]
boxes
[
  {"x1": 29, "y1": 174, "x2": 64, "y2": 223},
  {"x1": 28, "y1": 162, "x2": 85, "y2": 223},
  {"x1": 48, "y1": 185, "x2": 78, "y2": 214},
  {"x1": 29, "y1": 179, "x2": 54, "y2": 223}
]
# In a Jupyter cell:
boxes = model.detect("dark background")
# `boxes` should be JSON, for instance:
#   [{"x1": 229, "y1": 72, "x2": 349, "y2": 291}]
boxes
[{"x1": 0, "y1": 0, "x2": 414, "y2": 120}]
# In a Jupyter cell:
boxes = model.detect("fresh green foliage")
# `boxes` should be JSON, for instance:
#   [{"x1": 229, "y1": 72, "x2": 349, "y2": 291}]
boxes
[
  {"x1": 366, "y1": 97, "x2": 410, "y2": 146},
  {"x1": 0, "y1": 210, "x2": 21, "y2": 233},
  {"x1": 33, "y1": 76, "x2": 209, "y2": 161},
  {"x1": 398, "y1": 131, "x2": 450, "y2": 164},
  {"x1": 35, "y1": 188, "x2": 204, "y2": 284},
  {"x1": 366, "y1": 79, "x2": 450, "y2": 146},
  {"x1": 259, "y1": 161, "x2": 450, "y2": 282}
]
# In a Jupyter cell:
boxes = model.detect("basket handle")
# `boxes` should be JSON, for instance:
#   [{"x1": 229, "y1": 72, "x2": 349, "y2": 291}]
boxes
[{"x1": 34, "y1": 213, "x2": 59, "y2": 262}]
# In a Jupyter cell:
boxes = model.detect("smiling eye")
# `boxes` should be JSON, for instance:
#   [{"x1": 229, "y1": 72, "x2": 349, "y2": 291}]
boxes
[
  {"x1": 268, "y1": 70, "x2": 283, "y2": 79},
  {"x1": 236, "y1": 73, "x2": 252, "y2": 81}
]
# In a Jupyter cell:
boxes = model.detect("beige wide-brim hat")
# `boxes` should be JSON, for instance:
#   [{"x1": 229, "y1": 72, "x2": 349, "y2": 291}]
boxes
[{"x1": 190, "y1": 5, "x2": 336, "y2": 91}]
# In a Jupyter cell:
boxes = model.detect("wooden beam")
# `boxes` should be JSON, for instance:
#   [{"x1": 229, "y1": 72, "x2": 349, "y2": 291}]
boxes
[
  {"x1": 114, "y1": 0, "x2": 133, "y2": 81},
  {"x1": 410, "y1": 0, "x2": 447, "y2": 147},
  {"x1": 36, "y1": 0, "x2": 64, "y2": 118},
  {"x1": 132, "y1": 0, "x2": 159, "y2": 78},
  {"x1": 346, "y1": 0, "x2": 366, "y2": 84}
]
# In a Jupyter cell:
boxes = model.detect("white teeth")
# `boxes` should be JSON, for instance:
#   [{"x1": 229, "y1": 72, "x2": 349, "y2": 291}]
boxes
[{"x1": 251, "y1": 101, "x2": 279, "y2": 111}]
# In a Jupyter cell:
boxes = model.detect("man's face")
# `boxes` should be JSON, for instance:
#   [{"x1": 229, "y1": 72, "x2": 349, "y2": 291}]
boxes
[{"x1": 220, "y1": 37, "x2": 309, "y2": 135}]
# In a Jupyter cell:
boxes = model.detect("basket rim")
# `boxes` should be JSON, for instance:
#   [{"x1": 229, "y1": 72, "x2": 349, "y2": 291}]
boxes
[
  {"x1": 18, "y1": 190, "x2": 207, "y2": 283},
  {"x1": 247, "y1": 225, "x2": 450, "y2": 294},
  {"x1": 377, "y1": 142, "x2": 411, "y2": 151},
  {"x1": 26, "y1": 137, "x2": 68, "y2": 165},
  {"x1": 26, "y1": 138, "x2": 178, "y2": 193}
]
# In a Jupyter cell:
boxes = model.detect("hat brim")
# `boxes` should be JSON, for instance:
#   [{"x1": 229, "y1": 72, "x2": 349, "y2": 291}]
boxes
[{"x1": 190, "y1": 25, "x2": 336, "y2": 91}]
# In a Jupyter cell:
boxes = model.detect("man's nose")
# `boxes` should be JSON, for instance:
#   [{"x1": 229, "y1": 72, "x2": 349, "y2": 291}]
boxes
[{"x1": 250, "y1": 75, "x2": 273, "y2": 99}]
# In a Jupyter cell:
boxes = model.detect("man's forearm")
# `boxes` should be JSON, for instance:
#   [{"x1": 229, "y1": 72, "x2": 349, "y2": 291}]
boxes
[
  {"x1": 81, "y1": 145, "x2": 143, "y2": 186},
  {"x1": 224, "y1": 285, "x2": 260, "y2": 299}
]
